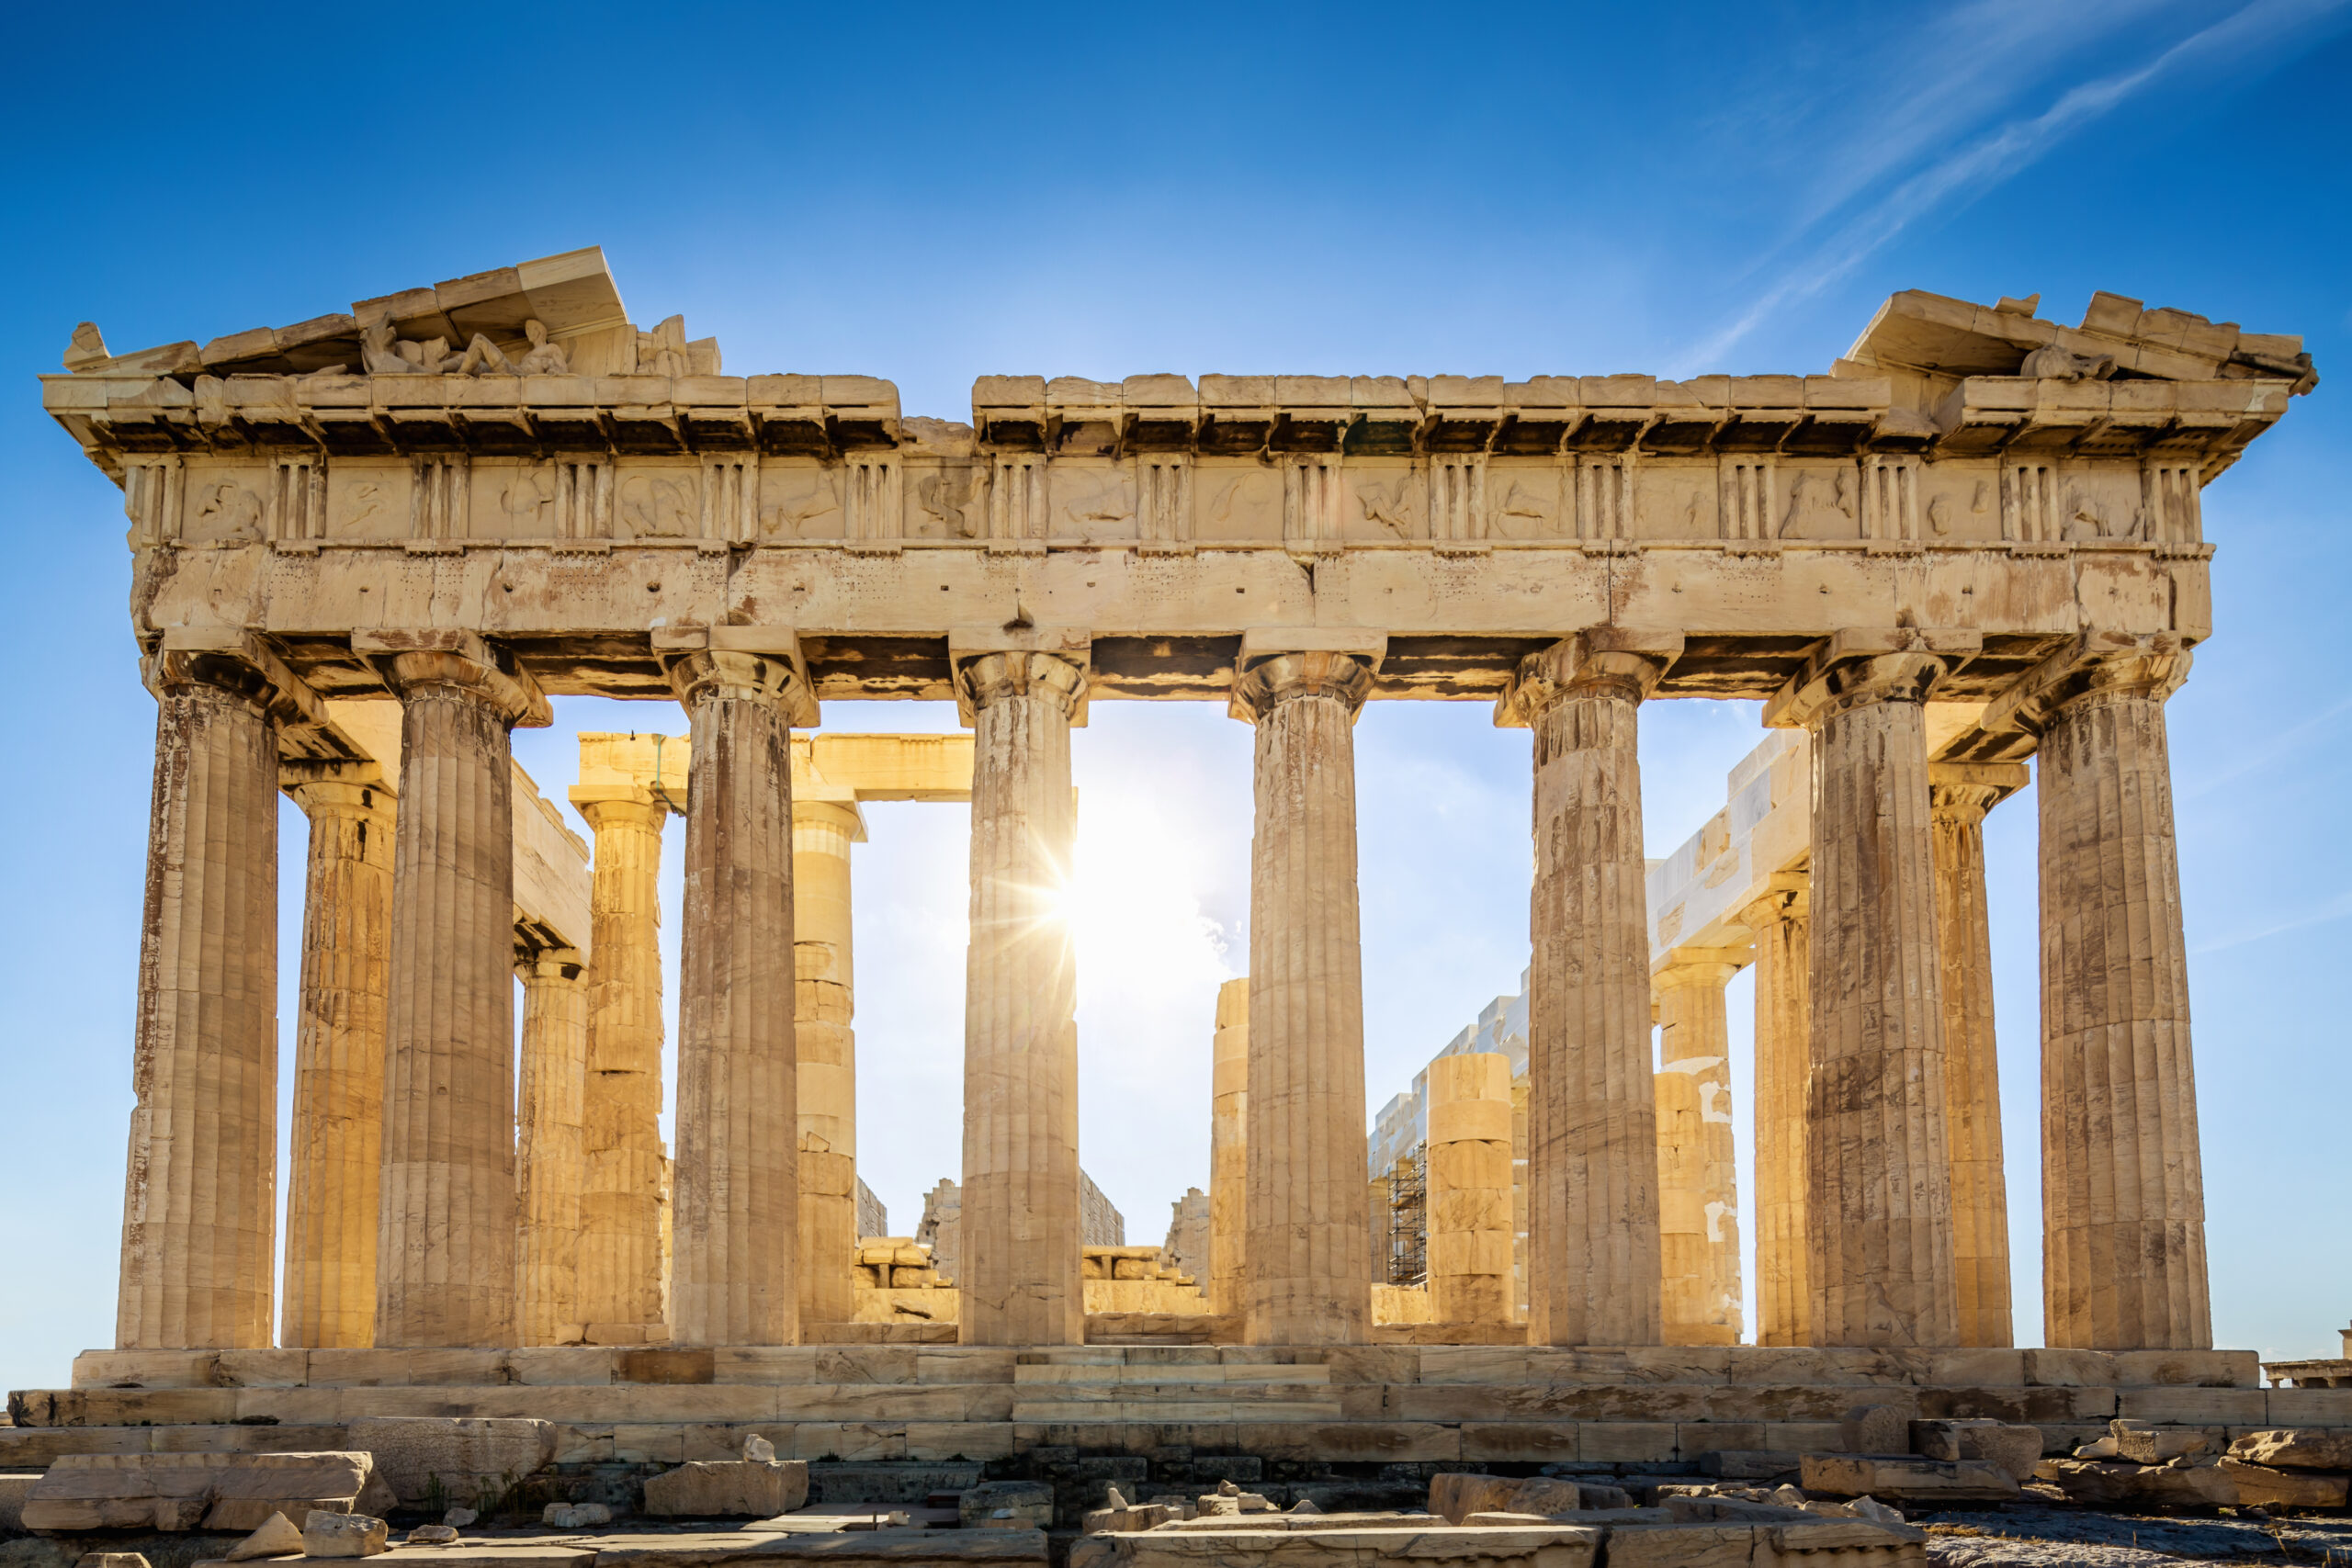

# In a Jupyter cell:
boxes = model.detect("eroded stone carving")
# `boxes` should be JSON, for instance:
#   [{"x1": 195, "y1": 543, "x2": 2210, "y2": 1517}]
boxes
[{"x1": 2019, "y1": 344, "x2": 2117, "y2": 380}]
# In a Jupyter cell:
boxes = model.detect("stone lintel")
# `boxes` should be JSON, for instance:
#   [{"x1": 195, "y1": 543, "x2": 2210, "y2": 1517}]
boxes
[
  {"x1": 1494, "y1": 630, "x2": 1683, "y2": 728},
  {"x1": 1762, "y1": 626, "x2": 1982, "y2": 729},
  {"x1": 1982, "y1": 629, "x2": 2192, "y2": 738},
  {"x1": 353, "y1": 628, "x2": 551, "y2": 727},
  {"x1": 655, "y1": 626, "x2": 819, "y2": 727},
  {"x1": 1928, "y1": 760, "x2": 2032, "y2": 817},
  {"x1": 277, "y1": 754, "x2": 390, "y2": 793},
  {"x1": 571, "y1": 730, "x2": 692, "y2": 817}
]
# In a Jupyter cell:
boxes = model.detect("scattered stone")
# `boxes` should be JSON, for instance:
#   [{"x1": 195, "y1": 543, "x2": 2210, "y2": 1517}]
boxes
[
  {"x1": 300, "y1": 1511, "x2": 389, "y2": 1559},
  {"x1": 2073, "y1": 1437, "x2": 2120, "y2": 1460},
  {"x1": 642, "y1": 1458, "x2": 809, "y2": 1517},
  {"x1": 2231, "y1": 1428, "x2": 2352, "y2": 1471},
  {"x1": 541, "y1": 1502, "x2": 612, "y2": 1529},
  {"x1": 1801, "y1": 1455, "x2": 2017, "y2": 1502},
  {"x1": 1195, "y1": 1495, "x2": 1239, "y2": 1517},
  {"x1": 1841, "y1": 1404, "x2": 1911, "y2": 1454},
  {"x1": 2217, "y1": 1458, "x2": 2349, "y2": 1509},
  {"x1": 1912, "y1": 1420, "x2": 2044, "y2": 1481},
  {"x1": 1577, "y1": 1484, "x2": 1635, "y2": 1512},
  {"x1": 1769, "y1": 1486, "x2": 1806, "y2": 1509},
  {"x1": 1464, "y1": 1512, "x2": 1555, "y2": 1526},
  {"x1": 223, "y1": 1511, "x2": 307, "y2": 1561},
  {"x1": 960, "y1": 1481, "x2": 1053, "y2": 1530},
  {"x1": 1082, "y1": 1502, "x2": 1175, "y2": 1533},
  {"x1": 1696, "y1": 1451, "x2": 1800, "y2": 1482},
  {"x1": 2032, "y1": 1458, "x2": 2236, "y2": 1510},
  {"x1": 1431, "y1": 1473, "x2": 1584, "y2": 1524},
  {"x1": 441, "y1": 1508, "x2": 478, "y2": 1528},
  {"x1": 1849, "y1": 1496, "x2": 1905, "y2": 1526},
  {"x1": 1236, "y1": 1492, "x2": 1275, "y2": 1513},
  {"x1": 741, "y1": 1435, "x2": 775, "y2": 1463},
  {"x1": 1289, "y1": 1499, "x2": 1323, "y2": 1515},
  {"x1": 2109, "y1": 1419, "x2": 2211, "y2": 1465},
  {"x1": 1104, "y1": 1487, "x2": 1129, "y2": 1510},
  {"x1": 77, "y1": 1556, "x2": 150, "y2": 1568},
  {"x1": 404, "y1": 1525, "x2": 461, "y2": 1545}
]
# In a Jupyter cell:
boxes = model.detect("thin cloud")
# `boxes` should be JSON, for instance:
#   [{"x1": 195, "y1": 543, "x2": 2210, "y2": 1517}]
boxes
[{"x1": 2193, "y1": 889, "x2": 2352, "y2": 955}]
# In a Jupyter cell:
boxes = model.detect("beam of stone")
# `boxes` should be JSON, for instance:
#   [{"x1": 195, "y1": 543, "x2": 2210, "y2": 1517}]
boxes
[
  {"x1": 366, "y1": 630, "x2": 547, "y2": 1347},
  {"x1": 119, "y1": 632, "x2": 320, "y2": 1349},
  {"x1": 1986, "y1": 630, "x2": 2211, "y2": 1350},
  {"x1": 793, "y1": 795, "x2": 862, "y2": 1332},
  {"x1": 515, "y1": 944, "x2": 588, "y2": 1347},
  {"x1": 1209, "y1": 977, "x2": 1249, "y2": 1318},
  {"x1": 1767, "y1": 628, "x2": 1974, "y2": 1348},
  {"x1": 1502, "y1": 631, "x2": 1679, "y2": 1348},
  {"x1": 956, "y1": 641, "x2": 1088, "y2": 1346},
  {"x1": 1656, "y1": 951, "x2": 1745, "y2": 1347},
  {"x1": 1426, "y1": 1053, "x2": 1515, "y2": 1326},
  {"x1": 571, "y1": 735, "x2": 682, "y2": 1344},
  {"x1": 1741, "y1": 881, "x2": 1812, "y2": 1348},
  {"x1": 278, "y1": 764, "x2": 394, "y2": 1349},
  {"x1": 1235, "y1": 637, "x2": 1381, "y2": 1346},
  {"x1": 667, "y1": 642, "x2": 812, "y2": 1347},
  {"x1": 1931, "y1": 762, "x2": 2029, "y2": 1349}
]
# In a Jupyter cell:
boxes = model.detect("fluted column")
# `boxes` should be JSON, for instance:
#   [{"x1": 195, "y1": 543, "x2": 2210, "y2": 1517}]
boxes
[
  {"x1": 957, "y1": 647, "x2": 1087, "y2": 1346},
  {"x1": 373, "y1": 635, "x2": 543, "y2": 1347},
  {"x1": 1742, "y1": 882, "x2": 1812, "y2": 1348},
  {"x1": 280, "y1": 766, "x2": 395, "y2": 1349},
  {"x1": 1503, "y1": 631, "x2": 1678, "y2": 1348},
  {"x1": 1427, "y1": 1053, "x2": 1514, "y2": 1326},
  {"x1": 120, "y1": 635, "x2": 312, "y2": 1350},
  {"x1": 1236, "y1": 644, "x2": 1378, "y2": 1346},
  {"x1": 1931, "y1": 763, "x2": 2026, "y2": 1348},
  {"x1": 794, "y1": 796, "x2": 863, "y2": 1332},
  {"x1": 1209, "y1": 976, "x2": 1250, "y2": 1318},
  {"x1": 1989, "y1": 630, "x2": 2209, "y2": 1349},
  {"x1": 1769, "y1": 628, "x2": 1973, "y2": 1348},
  {"x1": 515, "y1": 946, "x2": 588, "y2": 1348},
  {"x1": 572, "y1": 794, "x2": 671, "y2": 1339},
  {"x1": 668, "y1": 648, "x2": 808, "y2": 1347},
  {"x1": 1656, "y1": 953, "x2": 1743, "y2": 1346}
]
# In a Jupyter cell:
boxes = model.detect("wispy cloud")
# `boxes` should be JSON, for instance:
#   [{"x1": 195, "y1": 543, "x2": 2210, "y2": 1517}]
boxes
[
  {"x1": 2177, "y1": 692, "x2": 2352, "y2": 802},
  {"x1": 2193, "y1": 888, "x2": 2352, "y2": 954},
  {"x1": 1677, "y1": 0, "x2": 2351, "y2": 373}
]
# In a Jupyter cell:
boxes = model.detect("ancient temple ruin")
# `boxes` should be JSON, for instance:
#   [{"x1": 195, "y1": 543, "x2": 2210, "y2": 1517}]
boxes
[{"x1": 24, "y1": 246, "x2": 2332, "y2": 1483}]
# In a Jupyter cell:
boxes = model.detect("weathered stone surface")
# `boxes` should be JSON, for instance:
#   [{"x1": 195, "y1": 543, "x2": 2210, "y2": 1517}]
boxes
[
  {"x1": 642, "y1": 1460, "x2": 810, "y2": 1517},
  {"x1": 223, "y1": 1510, "x2": 307, "y2": 1560},
  {"x1": 22, "y1": 1452, "x2": 373, "y2": 1533},
  {"x1": 540, "y1": 1503, "x2": 612, "y2": 1528},
  {"x1": 301, "y1": 1511, "x2": 389, "y2": 1558},
  {"x1": 2109, "y1": 1419, "x2": 2208, "y2": 1465},
  {"x1": 2231, "y1": 1428, "x2": 2352, "y2": 1471},
  {"x1": 345, "y1": 1418, "x2": 556, "y2": 1507},
  {"x1": 1432, "y1": 1474, "x2": 1585, "y2": 1524},
  {"x1": 1910, "y1": 1420, "x2": 2041, "y2": 1480},
  {"x1": 960, "y1": 1482, "x2": 1054, "y2": 1529},
  {"x1": 1082, "y1": 1503, "x2": 1175, "y2": 1532},
  {"x1": 2031, "y1": 1458, "x2": 2235, "y2": 1509},
  {"x1": 1072, "y1": 1524, "x2": 1601, "y2": 1568},
  {"x1": 1655, "y1": 954, "x2": 1743, "y2": 1348},
  {"x1": 1744, "y1": 887, "x2": 1810, "y2": 1350},
  {"x1": 1427, "y1": 1054, "x2": 1517, "y2": 1327},
  {"x1": 406, "y1": 1525, "x2": 461, "y2": 1544},
  {"x1": 2218, "y1": 1458, "x2": 2349, "y2": 1509},
  {"x1": 1799, "y1": 1454, "x2": 2017, "y2": 1502},
  {"x1": 1839, "y1": 1405, "x2": 1909, "y2": 1454},
  {"x1": 1209, "y1": 979, "x2": 1249, "y2": 1319}
]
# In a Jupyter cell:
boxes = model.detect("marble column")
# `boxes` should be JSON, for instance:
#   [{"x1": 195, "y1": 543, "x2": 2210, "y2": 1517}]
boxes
[
  {"x1": 794, "y1": 796, "x2": 863, "y2": 1332},
  {"x1": 957, "y1": 648, "x2": 1087, "y2": 1346},
  {"x1": 668, "y1": 649, "x2": 808, "y2": 1347},
  {"x1": 374, "y1": 637, "x2": 542, "y2": 1348},
  {"x1": 1235, "y1": 645, "x2": 1378, "y2": 1346},
  {"x1": 279, "y1": 765, "x2": 395, "y2": 1349},
  {"x1": 1931, "y1": 762, "x2": 2026, "y2": 1349},
  {"x1": 119, "y1": 637, "x2": 311, "y2": 1350},
  {"x1": 574, "y1": 794, "x2": 670, "y2": 1339},
  {"x1": 1655, "y1": 953, "x2": 1744, "y2": 1346},
  {"x1": 1770, "y1": 628, "x2": 1970, "y2": 1348},
  {"x1": 515, "y1": 945, "x2": 588, "y2": 1348},
  {"x1": 1427, "y1": 1053, "x2": 1515, "y2": 1326},
  {"x1": 1504, "y1": 631, "x2": 1678, "y2": 1348},
  {"x1": 1209, "y1": 976, "x2": 1250, "y2": 1318},
  {"x1": 1741, "y1": 882, "x2": 1812, "y2": 1348},
  {"x1": 1989, "y1": 631, "x2": 2209, "y2": 1349}
]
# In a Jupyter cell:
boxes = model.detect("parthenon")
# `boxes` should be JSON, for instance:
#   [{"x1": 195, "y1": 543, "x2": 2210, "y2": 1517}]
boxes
[{"x1": 21, "y1": 245, "x2": 2334, "y2": 1509}]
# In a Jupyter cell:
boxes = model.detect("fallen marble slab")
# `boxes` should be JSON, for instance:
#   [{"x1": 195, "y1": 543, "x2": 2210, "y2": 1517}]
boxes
[
  {"x1": 2228, "y1": 1427, "x2": 2352, "y2": 1471},
  {"x1": 1801, "y1": 1455, "x2": 2018, "y2": 1503},
  {"x1": 345, "y1": 1420, "x2": 557, "y2": 1512},
  {"x1": 587, "y1": 1529, "x2": 1047, "y2": 1566},
  {"x1": 2030, "y1": 1458, "x2": 2236, "y2": 1510},
  {"x1": 24, "y1": 1453, "x2": 377, "y2": 1533},
  {"x1": 644, "y1": 1461, "x2": 809, "y2": 1520}
]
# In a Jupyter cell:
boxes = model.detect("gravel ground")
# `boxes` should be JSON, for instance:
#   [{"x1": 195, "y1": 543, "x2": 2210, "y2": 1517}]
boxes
[{"x1": 1917, "y1": 1505, "x2": 2352, "y2": 1567}]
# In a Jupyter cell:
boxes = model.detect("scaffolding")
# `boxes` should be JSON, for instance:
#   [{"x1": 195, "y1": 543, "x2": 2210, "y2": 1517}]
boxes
[{"x1": 1386, "y1": 1144, "x2": 1428, "y2": 1287}]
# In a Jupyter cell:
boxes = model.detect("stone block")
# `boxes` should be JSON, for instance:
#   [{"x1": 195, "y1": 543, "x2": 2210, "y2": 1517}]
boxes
[
  {"x1": 2031, "y1": 1458, "x2": 2235, "y2": 1509},
  {"x1": 1606, "y1": 1523, "x2": 1766, "y2": 1568},
  {"x1": 2021, "y1": 1349, "x2": 2115, "y2": 1387},
  {"x1": 1799, "y1": 1455, "x2": 2018, "y2": 1502},
  {"x1": 641, "y1": 1459, "x2": 810, "y2": 1517},
  {"x1": 300, "y1": 1511, "x2": 388, "y2": 1558},
  {"x1": 1576, "y1": 1423, "x2": 1679, "y2": 1462},
  {"x1": 1430, "y1": 1474, "x2": 1580, "y2": 1524},
  {"x1": 1694, "y1": 1451, "x2": 1800, "y2": 1481},
  {"x1": 2108, "y1": 1419, "x2": 2210, "y2": 1464},
  {"x1": 1838, "y1": 1404, "x2": 1908, "y2": 1454},
  {"x1": 2268, "y1": 1388, "x2": 2352, "y2": 1425},
  {"x1": 224, "y1": 1512, "x2": 308, "y2": 1561},
  {"x1": 345, "y1": 1417, "x2": 557, "y2": 1508},
  {"x1": 21, "y1": 1451, "x2": 373, "y2": 1533},
  {"x1": 2231, "y1": 1428, "x2": 2352, "y2": 1470},
  {"x1": 2219, "y1": 1458, "x2": 2349, "y2": 1509},
  {"x1": 0, "y1": 1472, "x2": 40, "y2": 1533},
  {"x1": 2109, "y1": 1350, "x2": 2261, "y2": 1389},
  {"x1": 961, "y1": 1482, "x2": 1053, "y2": 1529},
  {"x1": 1908, "y1": 1420, "x2": 2041, "y2": 1479},
  {"x1": 2115, "y1": 1388, "x2": 2267, "y2": 1425},
  {"x1": 1460, "y1": 1424, "x2": 1580, "y2": 1464},
  {"x1": 1083, "y1": 1503, "x2": 1175, "y2": 1532},
  {"x1": 541, "y1": 1503, "x2": 612, "y2": 1527},
  {"x1": 1919, "y1": 1349, "x2": 2027, "y2": 1387}
]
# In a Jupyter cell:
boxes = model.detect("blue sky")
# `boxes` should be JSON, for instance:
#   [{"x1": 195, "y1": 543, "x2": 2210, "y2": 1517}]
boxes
[{"x1": 2, "y1": 2, "x2": 2346, "y2": 1390}]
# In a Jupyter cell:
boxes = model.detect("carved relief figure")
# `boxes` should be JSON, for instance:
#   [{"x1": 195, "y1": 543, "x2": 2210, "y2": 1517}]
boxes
[
  {"x1": 1779, "y1": 468, "x2": 1859, "y2": 538},
  {"x1": 915, "y1": 471, "x2": 984, "y2": 538},
  {"x1": 2063, "y1": 489, "x2": 2110, "y2": 541},
  {"x1": 1057, "y1": 468, "x2": 1136, "y2": 536},
  {"x1": 453, "y1": 319, "x2": 571, "y2": 378},
  {"x1": 1496, "y1": 479, "x2": 1553, "y2": 536},
  {"x1": 2019, "y1": 344, "x2": 2118, "y2": 380},
  {"x1": 619, "y1": 473, "x2": 695, "y2": 537},
  {"x1": 1359, "y1": 476, "x2": 1423, "y2": 538},
  {"x1": 191, "y1": 481, "x2": 263, "y2": 543},
  {"x1": 760, "y1": 470, "x2": 842, "y2": 538},
  {"x1": 501, "y1": 468, "x2": 555, "y2": 532},
  {"x1": 1928, "y1": 495, "x2": 1952, "y2": 536}
]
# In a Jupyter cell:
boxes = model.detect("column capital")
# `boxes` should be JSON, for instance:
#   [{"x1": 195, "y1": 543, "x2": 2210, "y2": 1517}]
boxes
[
  {"x1": 1737, "y1": 872, "x2": 1809, "y2": 931},
  {"x1": 279, "y1": 754, "x2": 394, "y2": 801},
  {"x1": 954, "y1": 643, "x2": 1090, "y2": 724},
  {"x1": 1928, "y1": 761, "x2": 2031, "y2": 821},
  {"x1": 355, "y1": 629, "x2": 550, "y2": 728},
  {"x1": 1763, "y1": 627, "x2": 1981, "y2": 730},
  {"x1": 1653, "y1": 946, "x2": 1746, "y2": 992},
  {"x1": 143, "y1": 626, "x2": 327, "y2": 730},
  {"x1": 664, "y1": 649, "x2": 817, "y2": 723},
  {"x1": 1495, "y1": 630, "x2": 1682, "y2": 728},
  {"x1": 514, "y1": 944, "x2": 584, "y2": 984},
  {"x1": 1983, "y1": 630, "x2": 2192, "y2": 739}
]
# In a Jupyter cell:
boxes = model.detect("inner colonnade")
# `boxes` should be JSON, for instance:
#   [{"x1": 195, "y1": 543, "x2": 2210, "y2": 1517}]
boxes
[{"x1": 58, "y1": 248, "x2": 2305, "y2": 1362}]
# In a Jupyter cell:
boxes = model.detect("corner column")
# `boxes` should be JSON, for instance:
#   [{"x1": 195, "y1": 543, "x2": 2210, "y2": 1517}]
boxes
[
  {"x1": 794, "y1": 795, "x2": 864, "y2": 1333},
  {"x1": 1234, "y1": 641, "x2": 1380, "y2": 1346},
  {"x1": 1503, "y1": 631, "x2": 1679, "y2": 1348},
  {"x1": 1209, "y1": 976, "x2": 1249, "y2": 1319},
  {"x1": 1741, "y1": 880, "x2": 1812, "y2": 1348},
  {"x1": 1426, "y1": 1053, "x2": 1515, "y2": 1327},
  {"x1": 515, "y1": 944, "x2": 589, "y2": 1348},
  {"x1": 1988, "y1": 631, "x2": 2210, "y2": 1349},
  {"x1": 667, "y1": 646, "x2": 811, "y2": 1347},
  {"x1": 120, "y1": 634, "x2": 313, "y2": 1350},
  {"x1": 1931, "y1": 762, "x2": 2027, "y2": 1348},
  {"x1": 370, "y1": 632, "x2": 545, "y2": 1348},
  {"x1": 956, "y1": 645, "x2": 1088, "y2": 1346},
  {"x1": 280, "y1": 762, "x2": 396, "y2": 1349},
  {"x1": 1767, "y1": 628, "x2": 1973, "y2": 1348},
  {"x1": 1655, "y1": 952, "x2": 1744, "y2": 1346}
]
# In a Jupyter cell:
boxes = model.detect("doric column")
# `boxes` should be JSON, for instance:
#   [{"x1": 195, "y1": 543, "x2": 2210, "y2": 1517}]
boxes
[
  {"x1": 666, "y1": 644, "x2": 812, "y2": 1347},
  {"x1": 1767, "y1": 627, "x2": 1975, "y2": 1348},
  {"x1": 515, "y1": 945, "x2": 588, "y2": 1348},
  {"x1": 1234, "y1": 639, "x2": 1380, "y2": 1346},
  {"x1": 120, "y1": 632, "x2": 317, "y2": 1350},
  {"x1": 794, "y1": 795, "x2": 863, "y2": 1333},
  {"x1": 279, "y1": 763, "x2": 395, "y2": 1349},
  {"x1": 367, "y1": 630, "x2": 547, "y2": 1348},
  {"x1": 1655, "y1": 951, "x2": 1744, "y2": 1346},
  {"x1": 1427, "y1": 1053, "x2": 1514, "y2": 1326},
  {"x1": 1209, "y1": 976, "x2": 1249, "y2": 1318},
  {"x1": 1987, "y1": 630, "x2": 2209, "y2": 1349},
  {"x1": 956, "y1": 644, "x2": 1088, "y2": 1346},
  {"x1": 1741, "y1": 880, "x2": 1812, "y2": 1348},
  {"x1": 570, "y1": 787, "x2": 672, "y2": 1341},
  {"x1": 1501, "y1": 630, "x2": 1679, "y2": 1348},
  {"x1": 1930, "y1": 762, "x2": 2027, "y2": 1348}
]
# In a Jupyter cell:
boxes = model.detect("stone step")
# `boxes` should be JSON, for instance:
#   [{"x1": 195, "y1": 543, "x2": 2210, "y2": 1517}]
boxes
[
  {"x1": 1012, "y1": 1364, "x2": 1332, "y2": 1385},
  {"x1": 1010, "y1": 1401, "x2": 1346, "y2": 1422}
]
